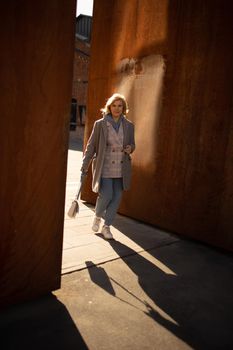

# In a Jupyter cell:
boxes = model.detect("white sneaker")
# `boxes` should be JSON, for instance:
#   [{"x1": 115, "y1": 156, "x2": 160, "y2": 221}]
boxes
[
  {"x1": 92, "y1": 216, "x2": 101, "y2": 232},
  {"x1": 101, "y1": 225, "x2": 113, "y2": 239}
]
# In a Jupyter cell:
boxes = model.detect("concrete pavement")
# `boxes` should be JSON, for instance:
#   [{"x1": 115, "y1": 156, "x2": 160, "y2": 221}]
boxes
[{"x1": 1, "y1": 128, "x2": 233, "y2": 350}]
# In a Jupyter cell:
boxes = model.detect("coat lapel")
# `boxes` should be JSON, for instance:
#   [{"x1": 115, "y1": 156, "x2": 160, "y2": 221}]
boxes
[
  {"x1": 101, "y1": 119, "x2": 108, "y2": 141},
  {"x1": 102, "y1": 116, "x2": 129, "y2": 147}
]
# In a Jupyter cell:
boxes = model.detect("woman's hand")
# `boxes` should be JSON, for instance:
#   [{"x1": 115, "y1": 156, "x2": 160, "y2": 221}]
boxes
[{"x1": 124, "y1": 145, "x2": 132, "y2": 154}]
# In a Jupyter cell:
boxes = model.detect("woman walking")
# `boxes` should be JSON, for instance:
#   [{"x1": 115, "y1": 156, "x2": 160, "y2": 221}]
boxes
[{"x1": 81, "y1": 93, "x2": 135, "y2": 239}]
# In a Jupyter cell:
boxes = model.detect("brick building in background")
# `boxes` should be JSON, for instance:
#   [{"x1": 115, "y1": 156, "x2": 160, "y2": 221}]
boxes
[{"x1": 71, "y1": 15, "x2": 92, "y2": 129}]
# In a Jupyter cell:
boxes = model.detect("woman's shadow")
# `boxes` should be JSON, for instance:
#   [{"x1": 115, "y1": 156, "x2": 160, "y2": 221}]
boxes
[{"x1": 87, "y1": 236, "x2": 233, "y2": 350}]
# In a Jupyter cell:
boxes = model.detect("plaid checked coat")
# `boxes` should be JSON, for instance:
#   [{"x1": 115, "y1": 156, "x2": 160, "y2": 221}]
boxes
[{"x1": 82, "y1": 115, "x2": 135, "y2": 193}]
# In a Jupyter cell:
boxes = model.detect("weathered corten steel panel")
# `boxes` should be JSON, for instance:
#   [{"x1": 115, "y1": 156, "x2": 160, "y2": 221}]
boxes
[
  {"x1": 82, "y1": 0, "x2": 233, "y2": 251},
  {"x1": 0, "y1": 1, "x2": 76, "y2": 307}
]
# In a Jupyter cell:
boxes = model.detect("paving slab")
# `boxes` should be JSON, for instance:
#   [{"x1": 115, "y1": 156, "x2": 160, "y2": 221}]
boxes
[
  {"x1": 62, "y1": 198, "x2": 179, "y2": 273},
  {"x1": 57, "y1": 241, "x2": 233, "y2": 350}
]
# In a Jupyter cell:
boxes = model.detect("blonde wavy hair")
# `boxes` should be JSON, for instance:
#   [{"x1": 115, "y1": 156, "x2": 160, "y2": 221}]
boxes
[{"x1": 100, "y1": 93, "x2": 129, "y2": 116}]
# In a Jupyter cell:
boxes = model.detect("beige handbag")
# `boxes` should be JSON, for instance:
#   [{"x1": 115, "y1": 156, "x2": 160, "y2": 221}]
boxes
[
  {"x1": 67, "y1": 173, "x2": 86, "y2": 218},
  {"x1": 67, "y1": 199, "x2": 79, "y2": 218}
]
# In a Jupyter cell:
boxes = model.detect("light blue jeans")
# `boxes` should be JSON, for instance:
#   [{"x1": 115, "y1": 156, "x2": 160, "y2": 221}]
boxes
[{"x1": 95, "y1": 178, "x2": 123, "y2": 226}]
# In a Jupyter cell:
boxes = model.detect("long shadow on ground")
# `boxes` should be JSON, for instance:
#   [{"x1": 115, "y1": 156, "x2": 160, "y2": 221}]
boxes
[{"x1": 87, "y1": 235, "x2": 233, "y2": 350}]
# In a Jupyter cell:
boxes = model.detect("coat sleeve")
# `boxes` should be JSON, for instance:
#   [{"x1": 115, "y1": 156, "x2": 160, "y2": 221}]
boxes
[
  {"x1": 81, "y1": 121, "x2": 98, "y2": 172},
  {"x1": 130, "y1": 123, "x2": 136, "y2": 153}
]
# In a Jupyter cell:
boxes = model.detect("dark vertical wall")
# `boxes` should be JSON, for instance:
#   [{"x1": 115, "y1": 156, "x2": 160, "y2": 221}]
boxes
[
  {"x1": 0, "y1": 0, "x2": 76, "y2": 307},
  {"x1": 82, "y1": 0, "x2": 233, "y2": 251}
]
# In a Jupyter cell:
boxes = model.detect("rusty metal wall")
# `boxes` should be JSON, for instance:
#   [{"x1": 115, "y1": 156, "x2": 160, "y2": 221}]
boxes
[
  {"x1": 82, "y1": 0, "x2": 233, "y2": 251},
  {"x1": 0, "y1": 0, "x2": 76, "y2": 307}
]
